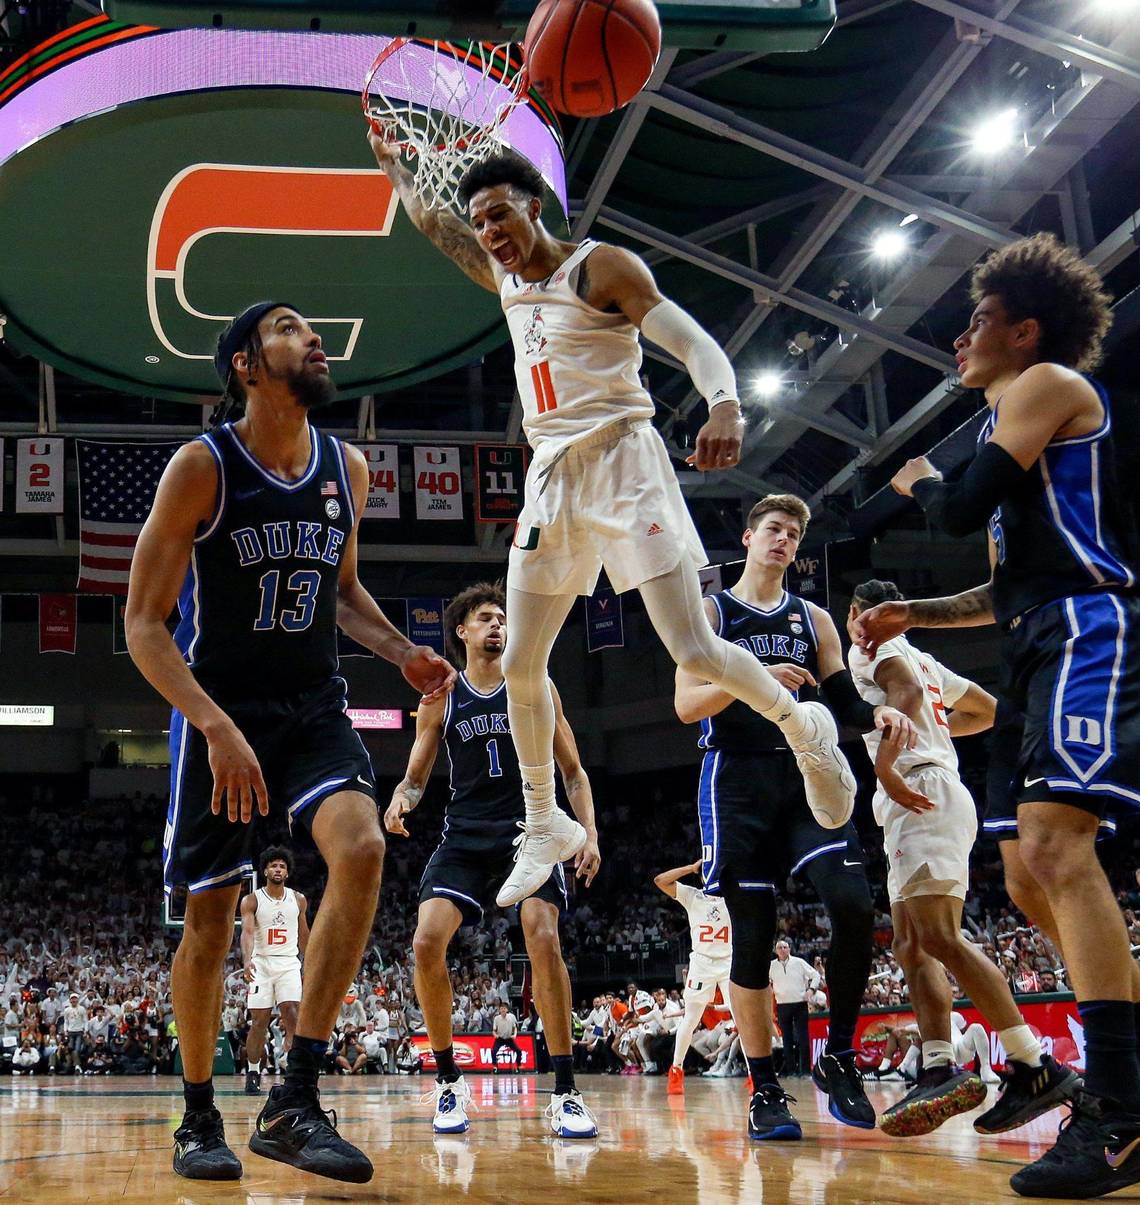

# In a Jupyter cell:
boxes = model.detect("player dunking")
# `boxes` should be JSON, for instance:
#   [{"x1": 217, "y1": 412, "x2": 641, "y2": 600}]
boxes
[
  {"x1": 385, "y1": 583, "x2": 600, "y2": 1138},
  {"x1": 652, "y1": 858, "x2": 734, "y2": 1094},
  {"x1": 241, "y1": 846, "x2": 309, "y2": 1095},
  {"x1": 126, "y1": 302, "x2": 455, "y2": 1184},
  {"x1": 368, "y1": 134, "x2": 857, "y2": 908},
  {"x1": 847, "y1": 579, "x2": 1078, "y2": 1138},
  {"x1": 674, "y1": 494, "x2": 914, "y2": 1140},
  {"x1": 855, "y1": 235, "x2": 1140, "y2": 1198}
]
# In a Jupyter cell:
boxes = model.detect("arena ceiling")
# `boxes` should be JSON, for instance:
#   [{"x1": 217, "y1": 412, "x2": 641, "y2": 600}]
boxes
[{"x1": 2, "y1": 0, "x2": 1140, "y2": 573}]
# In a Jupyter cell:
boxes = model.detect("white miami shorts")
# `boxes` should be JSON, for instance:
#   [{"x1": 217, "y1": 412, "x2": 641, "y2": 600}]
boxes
[
  {"x1": 247, "y1": 955, "x2": 302, "y2": 1009},
  {"x1": 874, "y1": 766, "x2": 978, "y2": 904},
  {"x1": 507, "y1": 419, "x2": 707, "y2": 597},
  {"x1": 682, "y1": 951, "x2": 733, "y2": 1008}
]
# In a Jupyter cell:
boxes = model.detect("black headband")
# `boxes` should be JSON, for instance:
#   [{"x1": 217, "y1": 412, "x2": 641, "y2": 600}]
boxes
[{"x1": 213, "y1": 300, "x2": 299, "y2": 388}]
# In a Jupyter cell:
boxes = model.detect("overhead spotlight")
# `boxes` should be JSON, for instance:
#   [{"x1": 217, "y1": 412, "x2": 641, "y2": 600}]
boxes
[
  {"x1": 754, "y1": 371, "x2": 783, "y2": 399},
  {"x1": 899, "y1": 213, "x2": 919, "y2": 227},
  {"x1": 791, "y1": 331, "x2": 817, "y2": 352},
  {"x1": 970, "y1": 107, "x2": 1020, "y2": 155},
  {"x1": 871, "y1": 229, "x2": 908, "y2": 261},
  {"x1": 1093, "y1": 0, "x2": 1136, "y2": 14}
]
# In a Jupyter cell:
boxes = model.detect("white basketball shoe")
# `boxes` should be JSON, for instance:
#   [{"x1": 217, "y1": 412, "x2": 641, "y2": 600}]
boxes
[
  {"x1": 495, "y1": 811, "x2": 586, "y2": 907},
  {"x1": 424, "y1": 1076, "x2": 472, "y2": 1134},
  {"x1": 546, "y1": 1090, "x2": 599, "y2": 1139},
  {"x1": 786, "y1": 701, "x2": 856, "y2": 828}
]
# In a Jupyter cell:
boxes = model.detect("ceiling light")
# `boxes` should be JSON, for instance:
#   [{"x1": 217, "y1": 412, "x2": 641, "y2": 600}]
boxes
[
  {"x1": 754, "y1": 371, "x2": 783, "y2": 399},
  {"x1": 970, "y1": 107, "x2": 1020, "y2": 155},
  {"x1": 899, "y1": 213, "x2": 919, "y2": 227},
  {"x1": 871, "y1": 229, "x2": 908, "y2": 260}
]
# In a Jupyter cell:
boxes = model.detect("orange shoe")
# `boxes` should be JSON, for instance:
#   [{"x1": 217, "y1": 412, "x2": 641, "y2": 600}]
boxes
[
  {"x1": 746, "y1": 1076, "x2": 753, "y2": 1096},
  {"x1": 667, "y1": 1066, "x2": 684, "y2": 1095}
]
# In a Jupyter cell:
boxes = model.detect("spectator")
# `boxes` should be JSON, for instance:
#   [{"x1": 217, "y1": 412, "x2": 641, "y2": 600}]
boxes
[
  {"x1": 769, "y1": 939, "x2": 819, "y2": 1076},
  {"x1": 13, "y1": 1038, "x2": 41, "y2": 1076},
  {"x1": 335, "y1": 1025, "x2": 368, "y2": 1075},
  {"x1": 360, "y1": 1021, "x2": 386, "y2": 1074},
  {"x1": 491, "y1": 1003, "x2": 522, "y2": 1072}
]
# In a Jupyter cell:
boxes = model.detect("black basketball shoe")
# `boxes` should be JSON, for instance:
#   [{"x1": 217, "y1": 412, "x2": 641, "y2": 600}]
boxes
[
  {"x1": 1010, "y1": 1090, "x2": 1140, "y2": 1199},
  {"x1": 974, "y1": 1055, "x2": 1081, "y2": 1134},
  {"x1": 249, "y1": 1083, "x2": 373, "y2": 1183},
  {"x1": 812, "y1": 1052, "x2": 876, "y2": 1129},
  {"x1": 747, "y1": 1083, "x2": 802, "y2": 1141},
  {"x1": 879, "y1": 1064, "x2": 987, "y2": 1137},
  {"x1": 172, "y1": 1106, "x2": 243, "y2": 1180},
  {"x1": 245, "y1": 1069, "x2": 262, "y2": 1096}
]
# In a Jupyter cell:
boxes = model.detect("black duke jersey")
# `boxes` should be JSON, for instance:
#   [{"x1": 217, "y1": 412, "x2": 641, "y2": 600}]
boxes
[
  {"x1": 173, "y1": 422, "x2": 355, "y2": 698},
  {"x1": 979, "y1": 377, "x2": 1137, "y2": 625},
  {"x1": 699, "y1": 589, "x2": 820, "y2": 754},
  {"x1": 440, "y1": 673, "x2": 523, "y2": 844}
]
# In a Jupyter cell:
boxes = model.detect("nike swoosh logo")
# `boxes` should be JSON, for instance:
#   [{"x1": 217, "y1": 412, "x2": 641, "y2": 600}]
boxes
[
  {"x1": 257, "y1": 1114, "x2": 288, "y2": 1134},
  {"x1": 843, "y1": 859, "x2": 861, "y2": 867},
  {"x1": 235, "y1": 487, "x2": 264, "y2": 501},
  {"x1": 356, "y1": 775, "x2": 371, "y2": 788},
  {"x1": 458, "y1": 701, "x2": 473, "y2": 709},
  {"x1": 1023, "y1": 776, "x2": 1047, "y2": 788},
  {"x1": 1106, "y1": 1135, "x2": 1140, "y2": 1169},
  {"x1": 730, "y1": 616, "x2": 750, "y2": 627}
]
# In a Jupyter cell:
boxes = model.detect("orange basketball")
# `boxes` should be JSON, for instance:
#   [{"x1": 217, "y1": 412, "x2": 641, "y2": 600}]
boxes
[{"x1": 525, "y1": 0, "x2": 662, "y2": 119}]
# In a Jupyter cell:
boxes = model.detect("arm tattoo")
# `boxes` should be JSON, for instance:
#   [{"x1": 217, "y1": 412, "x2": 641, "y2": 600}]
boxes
[
  {"x1": 431, "y1": 211, "x2": 496, "y2": 287},
  {"x1": 397, "y1": 781, "x2": 423, "y2": 809},
  {"x1": 909, "y1": 581, "x2": 993, "y2": 627}
]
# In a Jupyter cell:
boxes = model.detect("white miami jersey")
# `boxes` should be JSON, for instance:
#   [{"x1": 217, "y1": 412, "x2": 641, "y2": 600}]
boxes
[
  {"x1": 251, "y1": 887, "x2": 300, "y2": 960},
  {"x1": 848, "y1": 635, "x2": 971, "y2": 775},
  {"x1": 675, "y1": 882, "x2": 732, "y2": 966},
  {"x1": 500, "y1": 239, "x2": 654, "y2": 457}
]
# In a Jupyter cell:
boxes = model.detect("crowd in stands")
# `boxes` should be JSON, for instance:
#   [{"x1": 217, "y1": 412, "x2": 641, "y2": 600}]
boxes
[{"x1": 2, "y1": 768, "x2": 1133, "y2": 1076}]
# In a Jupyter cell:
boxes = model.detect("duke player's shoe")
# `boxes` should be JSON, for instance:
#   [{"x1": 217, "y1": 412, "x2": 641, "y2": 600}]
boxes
[
  {"x1": 748, "y1": 1083, "x2": 802, "y2": 1141},
  {"x1": 812, "y1": 1052, "x2": 876, "y2": 1128},
  {"x1": 1010, "y1": 1091, "x2": 1140, "y2": 1199},
  {"x1": 495, "y1": 811, "x2": 587, "y2": 907},
  {"x1": 172, "y1": 1107, "x2": 243, "y2": 1181},
  {"x1": 425, "y1": 1077, "x2": 472, "y2": 1134},
  {"x1": 974, "y1": 1054, "x2": 1081, "y2": 1134},
  {"x1": 879, "y1": 1064, "x2": 987, "y2": 1137},
  {"x1": 786, "y1": 702, "x2": 856, "y2": 828},
  {"x1": 547, "y1": 1090, "x2": 599, "y2": 1138},
  {"x1": 244, "y1": 1069, "x2": 261, "y2": 1095},
  {"x1": 249, "y1": 1084, "x2": 373, "y2": 1183}
]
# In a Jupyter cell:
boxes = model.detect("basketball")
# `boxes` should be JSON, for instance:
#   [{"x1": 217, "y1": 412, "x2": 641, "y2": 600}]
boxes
[{"x1": 525, "y1": 0, "x2": 662, "y2": 119}]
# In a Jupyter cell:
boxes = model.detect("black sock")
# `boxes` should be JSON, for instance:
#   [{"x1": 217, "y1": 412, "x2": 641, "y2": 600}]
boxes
[
  {"x1": 552, "y1": 1054, "x2": 575, "y2": 1095},
  {"x1": 826, "y1": 1023, "x2": 856, "y2": 1058},
  {"x1": 1079, "y1": 1000, "x2": 1140, "y2": 1111},
  {"x1": 183, "y1": 1077, "x2": 214, "y2": 1113},
  {"x1": 434, "y1": 1046, "x2": 460, "y2": 1082},
  {"x1": 282, "y1": 1036, "x2": 326, "y2": 1097},
  {"x1": 1133, "y1": 1001, "x2": 1140, "y2": 1051},
  {"x1": 747, "y1": 1056, "x2": 777, "y2": 1088}
]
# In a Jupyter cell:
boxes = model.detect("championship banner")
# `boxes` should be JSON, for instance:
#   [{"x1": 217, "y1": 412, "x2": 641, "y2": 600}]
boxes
[
  {"x1": 15, "y1": 437, "x2": 65, "y2": 514},
  {"x1": 809, "y1": 996, "x2": 1085, "y2": 1074},
  {"x1": 112, "y1": 597, "x2": 128, "y2": 654},
  {"x1": 585, "y1": 589, "x2": 624, "y2": 652},
  {"x1": 787, "y1": 547, "x2": 827, "y2": 607},
  {"x1": 474, "y1": 443, "x2": 528, "y2": 523},
  {"x1": 408, "y1": 597, "x2": 446, "y2": 654},
  {"x1": 39, "y1": 593, "x2": 77, "y2": 654},
  {"x1": 698, "y1": 564, "x2": 723, "y2": 597},
  {"x1": 409, "y1": 1033, "x2": 536, "y2": 1072},
  {"x1": 413, "y1": 445, "x2": 463, "y2": 521},
  {"x1": 358, "y1": 443, "x2": 400, "y2": 519}
]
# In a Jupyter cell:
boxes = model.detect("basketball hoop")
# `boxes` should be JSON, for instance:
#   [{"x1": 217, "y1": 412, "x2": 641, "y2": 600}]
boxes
[{"x1": 362, "y1": 38, "x2": 531, "y2": 213}]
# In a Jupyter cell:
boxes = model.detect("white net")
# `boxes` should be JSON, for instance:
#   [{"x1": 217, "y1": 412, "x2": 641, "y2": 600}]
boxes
[{"x1": 362, "y1": 38, "x2": 530, "y2": 214}]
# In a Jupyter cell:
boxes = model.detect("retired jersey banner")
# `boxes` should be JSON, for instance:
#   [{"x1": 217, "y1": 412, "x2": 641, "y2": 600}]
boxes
[
  {"x1": 358, "y1": 443, "x2": 400, "y2": 519},
  {"x1": 474, "y1": 444, "x2": 528, "y2": 523},
  {"x1": 408, "y1": 597, "x2": 445, "y2": 654},
  {"x1": 698, "y1": 564, "x2": 724, "y2": 597},
  {"x1": 39, "y1": 593, "x2": 77, "y2": 654},
  {"x1": 787, "y1": 548, "x2": 827, "y2": 608},
  {"x1": 413, "y1": 446, "x2": 463, "y2": 521},
  {"x1": 15, "y1": 437, "x2": 65, "y2": 514},
  {"x1": 585, "y1": 589, "x2": 624, "y2": 652}
]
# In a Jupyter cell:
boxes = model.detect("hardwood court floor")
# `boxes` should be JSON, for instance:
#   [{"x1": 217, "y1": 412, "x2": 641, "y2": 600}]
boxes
[{"x1": 0, "y1": 1071, "x2": 1119, "y2": 1204}]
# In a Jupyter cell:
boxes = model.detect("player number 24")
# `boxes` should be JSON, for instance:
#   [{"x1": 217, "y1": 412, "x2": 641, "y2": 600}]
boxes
[{"x1": 698, "y1": 924, "x2": 730, "y2": 944}]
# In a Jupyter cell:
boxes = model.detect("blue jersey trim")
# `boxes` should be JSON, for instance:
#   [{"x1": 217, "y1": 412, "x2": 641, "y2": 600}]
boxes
[
  {"x1": 697, "y1": 752, "x2": 722, "y2": 893},
  {"x1": 459, "y1": 672, "x2": 507, "y2": 700},
  {"x1": 188, "y1": 861, "x2": 255, "y2": 894},
  {"x1": 329, "y1": 436, "x2": 356, "y2": 528},
  {"x1": 725, "y1": 588, "x2": 789, "y2": 617},
  {"x1": 195, "y1": 433, "x2": 227, "y2": 543},
  {"x1": 222, "y1": 421, "x2": 322, "y2": 492},
  {"x1": 790, "y1": 839, "x2": 848, "y2": 877},
  {"x1": 162, "y1": 709, "x2": 191, "y2": 888}
]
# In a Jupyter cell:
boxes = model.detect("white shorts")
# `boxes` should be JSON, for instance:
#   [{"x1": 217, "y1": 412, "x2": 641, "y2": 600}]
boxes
[
  {"x1": 247, "y1": 956, "x2": 302, "y2": 1009},
  {"x1": 873, "y1": 766, "x2": 977, "y2": 904},
  {"x1": 683, "y1": 952, "x2": 733, "y2": 1008},
  {"x1": 507, "y1": 420, "x2": 707, "y2": 597}
]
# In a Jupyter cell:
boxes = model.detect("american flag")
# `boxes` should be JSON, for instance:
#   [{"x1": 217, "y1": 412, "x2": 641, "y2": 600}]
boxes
[{"x1": 76, "y1": 441, "x2": 182, "y2": 594}]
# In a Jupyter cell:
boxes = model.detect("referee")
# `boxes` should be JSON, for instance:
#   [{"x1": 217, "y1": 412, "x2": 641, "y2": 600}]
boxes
[{"x1": 770, "y1": 940, "x2": 820, "y2": 1075}]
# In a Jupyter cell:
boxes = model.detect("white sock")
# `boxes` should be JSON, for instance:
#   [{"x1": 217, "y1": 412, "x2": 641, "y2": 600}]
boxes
[
  {"x1": 520, "y1": 762, "x2": 557, "y2": 823},
  {"x1": 999, "y1": 1024, "x2": 1042, "y2": 1067},
  {"x1": 922, "y1": 1040, "x2": 954, "y2": 1069},
  {"x1": 250, "y1": 1061, "x2": 261, "y2": 1074},
  {"x1": 878, "y1": 1056, "x2": 892, "y2": 1071}
]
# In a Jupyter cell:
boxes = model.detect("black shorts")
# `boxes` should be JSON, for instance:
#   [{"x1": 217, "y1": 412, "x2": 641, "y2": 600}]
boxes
[
  {"x1": 697, "y1": 748, "x2": 866, "y2": 894},
  {"x1": 163, "y1": 677, "x2": 375, "y2": 894},
  {"x1": 418, "y1": 833, "x2": 569, "y2": 927},
  {"x1": 984, "y1": 593, "x2": 1140, "y2": 832}
]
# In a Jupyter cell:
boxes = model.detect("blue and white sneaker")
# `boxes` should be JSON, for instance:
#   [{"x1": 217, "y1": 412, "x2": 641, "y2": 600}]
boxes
[
  {"x1": 425, "y1": 1076, "x2": 472, "y2": 1134},
  {"x1": 748, "y1": 1083, "x2": 803, "y2": 1141},
  {"x1": 546, "y1": 1090, "x2": 599, "y2": 1139}
]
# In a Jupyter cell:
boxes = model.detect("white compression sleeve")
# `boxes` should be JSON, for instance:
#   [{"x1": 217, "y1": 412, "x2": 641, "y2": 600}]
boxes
[{"x1": 640, "y1": 299, "x2": 738, "y2": 409}]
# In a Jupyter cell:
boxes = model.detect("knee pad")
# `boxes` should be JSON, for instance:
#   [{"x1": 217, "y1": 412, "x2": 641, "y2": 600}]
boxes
[
  {"x1": 721, "y1": 882, "x2": 776, "y2": 990},
  {"x1": 815, "y1": 869, "x2": 873, "y2": 935}
]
